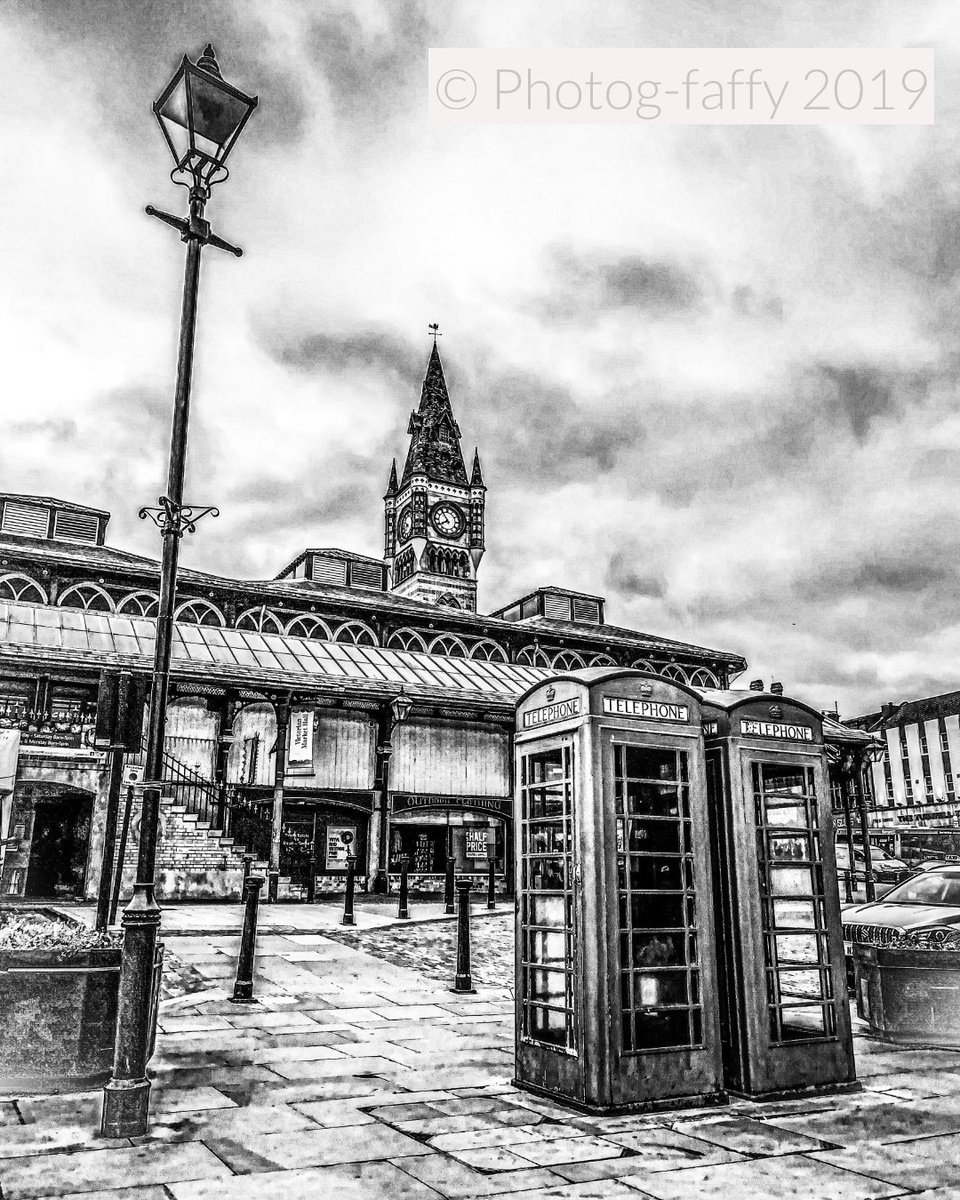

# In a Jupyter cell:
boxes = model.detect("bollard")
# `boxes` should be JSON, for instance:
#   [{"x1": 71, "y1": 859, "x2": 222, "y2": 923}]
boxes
[
  {"x1": 397, "y1": 855, "x2": 410, "y2": 919},
  {"x1": 843, "y1": 868, "x2": 854, "y2": 904},
  {"x1": 342, "y1": 854, "x2": 357, "y2": 926},
  {"x1": 242, "y1": 854, "x2": 253, "y2": 889},
  {"x1": 267, "y1": 869, "x2": 279, "y2": 905},
  {"x1": 229, "y1": 874, "x2": 264, "y2": 1004},
  {"x1": 486, "y1": 857, "x2": 496, "y2": 910},
  {"x1": 451, "y1": 879, "x2": 476, "y2": 994},
  {"x1": 444, "y1": 855, "x2": 456, "y2": 915},
  {"x1": 306, "y1": 854, "x2": 316, "y2": 904}
]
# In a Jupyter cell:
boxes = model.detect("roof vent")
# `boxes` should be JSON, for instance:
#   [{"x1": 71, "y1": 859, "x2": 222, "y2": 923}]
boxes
[
  {"x1": 749, "y1": 679, "x2": 764, "y2": 691},
  {"x1": 770, "y1": 681, "x2": 784, "y2": 696}
]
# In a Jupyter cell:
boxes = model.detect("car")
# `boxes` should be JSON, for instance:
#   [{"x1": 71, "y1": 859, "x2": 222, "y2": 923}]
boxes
[
  {"x1": 834, "y1": 842, "x2": 911, "y2": 886},
  {"x1": 842, "y1": 864, "x2": 960, "y2": 959}
]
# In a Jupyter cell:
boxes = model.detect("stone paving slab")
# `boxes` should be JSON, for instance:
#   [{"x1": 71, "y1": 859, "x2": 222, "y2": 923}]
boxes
[{"x1": 8, "y1": 908, "x2": 960, "y2": 1199}]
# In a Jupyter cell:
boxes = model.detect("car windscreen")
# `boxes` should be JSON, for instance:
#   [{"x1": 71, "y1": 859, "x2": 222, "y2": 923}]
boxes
[{"x1": 881, "y1": 872, "x2": 960, "y2": 906}]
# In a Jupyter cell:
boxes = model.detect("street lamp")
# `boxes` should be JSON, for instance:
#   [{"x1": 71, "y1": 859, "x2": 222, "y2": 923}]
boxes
[
  {"x1": 373, "y1": 689, "x2": 412, "y2": 893},
  {"x1": 101, "y1": 45, "x2": 257, "y2": 1140}
]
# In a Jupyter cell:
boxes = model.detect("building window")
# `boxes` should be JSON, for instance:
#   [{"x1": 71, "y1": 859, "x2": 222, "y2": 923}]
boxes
[
  {"x1": 516, "y1": 645, "x2": 550, "y2": 667},
  {"x1": 687, "y1": 668, "x2": 718, "y2": 687},
  {"x1": 394, "y1": 548, "x2": 415, "y2": 584},
  {"x1": 0, "y1": 573, "x2": 47, "y2": 604},
  {"x1": 235, "y1": 607, "x2": 284, "y2": 634},
  {"x1": 435, "y1": 593, "x2": 462, "y2": 609},
  {"x1": 334, "y1": 621, "x2": 378, "y2": 647},
  {"x1": 175, "y1": 599, "x2": 225, "y2": 627},
  {"x1": 551, "y1": 651, "x2": 585, "y2": 670},
  {"x1": 425, "y1": 546, "x2": 469, "y2": 578},
  {"x1": 659, "y1": 664, "x2": 687, "y2": 682},
  {"x1": 116, "y1": 591, "x2": 159, "y2": 617},
  {"x1": 286, "y1": 614, "x2": 332, "y2": 641},
  {"x1": 469, "y1": 640, "x2": 508, "y2": 663},
  {"x1": 429, "y1": 635, "x2": 467, "y2": 657},
  {"x1": 58, "y1": 583, "x2": 114, "y2": 612},
  {"x1": 387, "y1": 629, "x2": 428, "y2": 653}
]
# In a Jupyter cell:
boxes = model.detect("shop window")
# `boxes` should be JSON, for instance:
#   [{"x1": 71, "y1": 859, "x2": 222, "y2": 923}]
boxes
[
  {"x1": 753, "y1": 762, "x2": 836, "y2": 1045},
  {"x1": 519, "y1": 745, "x2": 576, "y2": 1052},
  {"x1": 615, "y1": 745, "x2": 702, "y2": 1052}
]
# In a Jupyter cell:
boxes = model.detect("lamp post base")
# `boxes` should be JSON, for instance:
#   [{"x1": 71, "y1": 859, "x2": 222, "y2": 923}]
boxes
[{"x1": 101, "y1": 1077, "x2": 152, "y2": 1139}]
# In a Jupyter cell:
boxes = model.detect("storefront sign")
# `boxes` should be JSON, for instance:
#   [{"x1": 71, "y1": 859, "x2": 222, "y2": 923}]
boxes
[
  {"x1": 288, "y1": 709, "x2": 314, "y2": 765},
  {"x1": 741, "y1": 719, "x2": 814, "y2": 742},
  {"x1": 18, "y1": 729, "x2": 83, "y2": 748},
  {"x1": 392, "y1": 793, "x2": 512, "y2": 816},
  {"x1": 465, "y1": 828, "x2": 490, "y2": 859},
  {"x1": 523, "y1": 697, "x2": 582, "y2": 729},
  {"x1": 602, "y1": 696, "x2": 689, "y2": 723},
  {"x1": 325, "y1": 824, "x2": 357, "y2": 870},
  {"x1": 703, "y1": 720, "x2": 720, "y2": 737}
]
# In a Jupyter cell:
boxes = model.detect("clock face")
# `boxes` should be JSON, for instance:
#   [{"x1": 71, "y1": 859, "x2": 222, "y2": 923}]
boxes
[
  {"x1": 397, "y1": 507, "x2": 414, "y2": 543},
  {"x1": 430, "y1": 502, "x2": 466, "y2": 539}
]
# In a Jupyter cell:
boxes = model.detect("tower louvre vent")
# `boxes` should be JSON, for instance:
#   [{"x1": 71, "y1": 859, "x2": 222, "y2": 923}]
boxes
[
  {"x1": 53, "y1": 509, "x2": 100, "y2": 544},
  {"x1": 1, "y1": 502, "x2": 49, "y2": 538}
]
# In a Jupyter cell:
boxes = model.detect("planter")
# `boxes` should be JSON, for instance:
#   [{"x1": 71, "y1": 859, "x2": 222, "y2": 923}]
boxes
[
  {"x1": 854, "y1": 944, "x2": 960, "y2": 1047},
  {"x1": 0, "y1": 912, "x2": 163, "y2": 1094}
]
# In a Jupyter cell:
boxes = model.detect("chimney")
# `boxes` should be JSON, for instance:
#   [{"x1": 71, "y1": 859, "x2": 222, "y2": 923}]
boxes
[
  {"x1": 880, "y1": 702, "x2": 897, "y2": 722},
  {"x1": 749, "y1": 679, "x2": 764, "y2": 691},
  {"x1": 770, "y1": 681, "x2": 784, "y2": 696}
]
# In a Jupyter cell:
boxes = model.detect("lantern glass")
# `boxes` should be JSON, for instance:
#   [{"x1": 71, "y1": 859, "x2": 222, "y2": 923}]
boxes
[{"x1": 154, "y1": 53, "x2": 258, "y2": 182}]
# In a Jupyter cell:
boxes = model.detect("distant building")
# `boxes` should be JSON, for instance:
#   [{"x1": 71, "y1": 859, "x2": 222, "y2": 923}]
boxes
[
  {"x1": 0, "y1": 343, "x2": 746, "y2": 902},
  {"x1": 846, "y1": 690, "x2": 960, "y2": 824}
]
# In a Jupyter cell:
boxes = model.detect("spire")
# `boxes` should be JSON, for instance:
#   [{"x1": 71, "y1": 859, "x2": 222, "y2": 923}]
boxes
[
  {"x1": 401, "y1": 342, "x2": 468, "y2": 486},
  {"x1": 470, "y1": 448, "x2": 484, "y2": 487},
  {"x1": 385, "y1": 458, "x2": 398, "y2": 497}
]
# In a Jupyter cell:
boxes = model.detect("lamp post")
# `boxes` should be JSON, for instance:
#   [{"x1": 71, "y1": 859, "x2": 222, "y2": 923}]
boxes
[
  {"x1": 100, "y1": 45, "x2": 257, "y2": 1140},
  {"x1": 372, "y1": 689, "x2": 413, "y2": 894}
]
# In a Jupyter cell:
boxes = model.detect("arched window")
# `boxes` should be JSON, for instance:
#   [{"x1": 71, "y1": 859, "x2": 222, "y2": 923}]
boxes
[
  {"x1": 425, "y1": 546, "x2": 469, "y2": 578},
  {"x1": 630, "y1": 658, "x2": 654, "y2": 673},
  {"x1": 435, "y1": 593, "x2": 462, "y2": 609},
  {"x1": 116, "y1": 591, "x2": 159, "y2": 617},
  {"x1": 687, "y1": 667, "x2": 718, "y2": 687},
  {"x1": 429, "y1": 634, "x2": 467, "y2": 658},
  {"x1": 588, "y1": 654, "x2": 616, "y2": 667},
  {"x1": 59, "y1": 583, "x2": 114, "y2": 613},
  {"x1": 175, "y1": 599, "x2": 225, "y2": 627},
  {"x1": 516, "y1": 645, "x2": 550, "y2": 667},
  {"x1": 660, "y1": 663, "x2": 687, "y2": 682},
  {"x1": 469, "y1": 640, "x2": 508, "y2": 663},
  {"x1": 552, "y1": 650, "x2": 585, "y2": 670},
  {"x1": 285, "y1": 614, "x2": 332, "y2": 641},
  {"x1": 334, "y1": 620, "x2": 378, "y2": 647},
  {"x1": 235, "y1": 607, "x2": 283, "y2": 635},
  {"x1": 0, "y1": 573, "x2": 47, "y2": 604},
  {"x1": 394, "y1": 549, "x2": 415, "y2": 584},
  {"x1": 387, "y1": 628, "x2": 427, "y2": 653}
]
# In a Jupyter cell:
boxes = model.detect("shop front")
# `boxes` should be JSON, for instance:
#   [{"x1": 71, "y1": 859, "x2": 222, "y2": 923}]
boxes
[
  {"x1": 389, "y1": 793, "x2": 512, "y2": 892},
  {"x1": 278, "y1": 792, "x2": 373, "y2": 894}
]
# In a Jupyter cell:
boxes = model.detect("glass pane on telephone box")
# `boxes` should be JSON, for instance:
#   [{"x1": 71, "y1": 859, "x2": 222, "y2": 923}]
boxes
[
  {"x1": 515, "y1": 669, "x2": 725, "y2": 1114},
  {"x1": 700, "y1": 690, "x2": 858, "y2": 1101}
]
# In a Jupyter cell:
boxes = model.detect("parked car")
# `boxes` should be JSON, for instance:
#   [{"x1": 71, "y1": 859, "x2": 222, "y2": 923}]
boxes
[
  {"x1": 842, "y1": 865, "x2": 960, "y2": 974},
  {"x1": 834, "y1": 842, "x2": 911, "y2": 886}
]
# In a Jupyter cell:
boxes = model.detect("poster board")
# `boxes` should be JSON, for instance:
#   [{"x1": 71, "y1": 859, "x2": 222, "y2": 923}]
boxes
[
  {"x1": 465, "y1": 828, "x2": 490, "y2": 860},
  {"x1": 325, "y1": 824, "x2": 357, "y2": 871}
]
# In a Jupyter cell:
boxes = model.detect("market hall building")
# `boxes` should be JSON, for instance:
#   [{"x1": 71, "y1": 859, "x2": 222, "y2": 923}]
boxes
[{"x1": 0, "y1": 345, "x2": 746, "y2": 902}]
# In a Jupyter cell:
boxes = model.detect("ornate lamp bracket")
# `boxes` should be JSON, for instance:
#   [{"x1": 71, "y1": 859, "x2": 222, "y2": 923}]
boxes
[{"x1": 139, "y1": 496, "x2": 220, "y2": 538}]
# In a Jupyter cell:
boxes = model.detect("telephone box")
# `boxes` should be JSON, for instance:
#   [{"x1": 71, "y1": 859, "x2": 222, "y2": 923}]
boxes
[
  {"x1": 514, "y1": 669, "x2": 724, "y2": 1112},
  {"x1": 700, "y1": 690, "x2": 858, "y2": 1100}
]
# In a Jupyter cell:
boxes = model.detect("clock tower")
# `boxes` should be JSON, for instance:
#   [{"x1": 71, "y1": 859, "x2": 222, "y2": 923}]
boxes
[{"x1": 384, "y1": 340, "x2": 485, "y2": 611}]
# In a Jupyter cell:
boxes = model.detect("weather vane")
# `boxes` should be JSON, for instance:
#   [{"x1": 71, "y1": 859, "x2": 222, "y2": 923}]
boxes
[{"x1": 428, "y1": 323, "x2": 442, "y2": 343}]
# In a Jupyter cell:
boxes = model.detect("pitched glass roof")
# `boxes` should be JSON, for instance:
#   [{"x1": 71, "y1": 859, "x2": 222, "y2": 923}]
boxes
[{"x1": 0, "y1": 601, "x2": 547, "y2": 704}]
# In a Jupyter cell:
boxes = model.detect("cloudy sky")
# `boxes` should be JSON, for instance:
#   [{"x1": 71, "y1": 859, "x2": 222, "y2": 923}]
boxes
[{"x1": 2, "y1": 0, "x2": 959, "y2": 717}]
